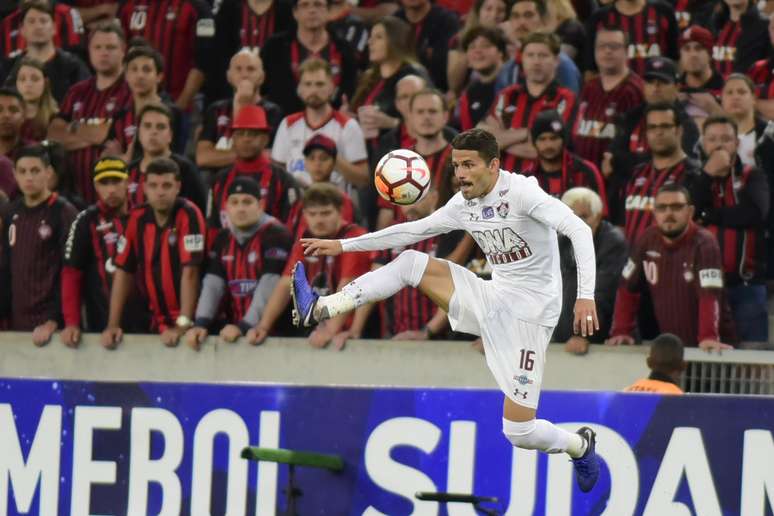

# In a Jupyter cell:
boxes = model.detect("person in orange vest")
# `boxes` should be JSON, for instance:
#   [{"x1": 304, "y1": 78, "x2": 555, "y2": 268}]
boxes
[{"x1": 625, "y1": 333, "x2": 686, "y2": 394}]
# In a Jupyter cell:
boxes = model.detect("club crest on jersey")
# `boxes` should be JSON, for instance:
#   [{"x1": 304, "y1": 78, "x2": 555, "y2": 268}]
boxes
[
  {"x1": 496, "y1": 201, "x2": 509, "y2": 218},
  {"x1": 247, "y1": 251, "x2": 258, "y2": 264},
  {"x1": 166, "y1": 8, "x2": 176, "y2": 20},
  {"x1": 482, "y1": 206, "x2": 494, "y2": 219},
  {"x1": 106, "y1": 99, "x2": 116, "y2": 113},
  {"x1": 168, "y1": 232, "x2": 177, "y2": 246},
  {"x1": 684, "y1": 270, "x2": 694, "y2": 282},
  {"x1": 117, "y1": 235, "x2": 127, "y2": 254},
  {"x1": 8, "y1": 224, "x2": 15, "y2": 247},
  {"x1": 103, "y1": 232, "x2": 118, "y2": 245},
  {"x1": 647, "y1": 22, "x2": 657, "y2": 35},
  {"x1": 38, "y1": 222, "x2": 52, "y2": 240}
]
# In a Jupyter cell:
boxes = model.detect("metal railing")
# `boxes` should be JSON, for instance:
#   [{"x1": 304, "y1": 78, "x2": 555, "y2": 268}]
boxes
[{"x1": 682, "y1": 348, "x2": 774, "y2": 394}]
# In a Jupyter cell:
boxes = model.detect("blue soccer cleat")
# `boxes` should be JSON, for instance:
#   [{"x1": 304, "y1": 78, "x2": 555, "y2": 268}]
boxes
[
  {"x1": 572, "y1": 426, "x2": 600, "y2": 493},
  {"x1": 290, "y1": 261, "x2": 319, "y2": 327}
]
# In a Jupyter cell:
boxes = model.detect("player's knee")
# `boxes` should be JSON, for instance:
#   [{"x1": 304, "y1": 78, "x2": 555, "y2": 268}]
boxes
[
  {"x1": 396, "y1": 249, "x2": 429, "y2": 287},
  {"x1": 503, "y1": 418, "x2": 540, "y2": 450}
]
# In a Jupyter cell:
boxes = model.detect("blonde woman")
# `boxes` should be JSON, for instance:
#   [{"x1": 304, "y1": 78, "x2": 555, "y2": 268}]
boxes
[{"x1": 15, "y1": 58, "x2": 58, "y2": 142}]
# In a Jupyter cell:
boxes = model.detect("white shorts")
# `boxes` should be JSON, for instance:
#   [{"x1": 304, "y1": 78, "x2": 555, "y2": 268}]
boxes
[{"x1": 446, "y1": 261, "x2": 553, "y2": 409}]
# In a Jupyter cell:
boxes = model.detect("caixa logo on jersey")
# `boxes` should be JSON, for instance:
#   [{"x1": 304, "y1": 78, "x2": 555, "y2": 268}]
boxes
[
  {"x1": 228, "y1": 279, "x2": 258, "y2": 297},
  {"x1": 471, "y1": 228, "x2": 532, "y2": 264}
]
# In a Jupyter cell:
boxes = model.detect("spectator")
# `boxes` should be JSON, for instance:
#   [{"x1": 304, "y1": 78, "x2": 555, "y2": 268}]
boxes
[
  {"x1": 103, "y1": 157, "x2": 206, "y2": 348},
  {"x1": 678, "y1": 26, "x2": 724, "y2": 123},
  {"x1": 0, "y1": 155, "x2": 16, "y2": 201},
  {"x1": 624, "y1": 333, "x2": 686, "y2": 394},
  {"x1": 327, "y1": 0, "x2": 370, "y2": 70},
  {"x1": 452, "y1": 26, "x2": 507, "y2": 131},
  {"x1": 555, "y1": 187, "x2": 626, "y2": 354},
  {"x1": 545, "y1": 0, "x2": 586, "y2": 66},
  {"x1": 261, "y1": 0, "x2": 357, "y2": 115},
  {"x1": 210, "y1": 105, "x2": 299, "y2": 238},
  {"x1": 119, "y1": 0, "x2": 215, "y2": 110},
  {"x1": 672, "y1": 0, "x2": 718, "y2": 30},
  {"x1": 15, "y1": 58, "x2": 58, "y2": 141},
  {"x1": 272, "y1": 58, "x2": 368, "y2": 191},
  {"x1": 720, "y1": 74, "x2": 765, "y2": 167},
  {"x1": 1, "y1": 1, "x2": 90, "y2": 103},
  {"x1": 60, "y1": 157, "x2": 148, "y2": 347},
  {"x1": 608, "y1": 182, "x2": 735, "y2": 351},
  {"x1": 285, "y1": 134, "x2": 357, "y2": 237},
  {"x1": 480, "y1": 31, "x2": 576, "y2": 172},
  {"x1": 585, "y1": 0, "x2": 679, "y2": 77},
  {"x1": 109, "y1": 45, "x2": 185, "y2": 161},
  {"x1": 523, "y1": 110, "x2": 607, "y2": 207},
  {"x1": 0, "y1": 88, "x2": 30, "y2": 160},
  {"x1": 48, "y1": 21, "x2": 131, "y2": 205},
  {"x1": 185, "y1": 177, "x2": 293, "y2": 349},
  {"x1": 374, "y1": 74, "x2": 428, "y2": 157},
  {"x1": 0, "y1": 144, "x2": 78, "y2": 345},
  {"x1": 571, "y1": 24, "x2": 644, "y2": 169},
  {"x1": 127, "y1": 103, "x2": 206, "y2": 211},
  {"x1": 748, "y1": 15, "x2": 774, "y2": 121},
  {"x1": 496, "y1": 0, "x2": 581, "y2": 93},
  {"x1": 248, "y1": 182, "x2": 372, "y2": 348},
  {"x1": 0, "y1": 0, "x2": 85, "y2": 60},
  {"x1": 619, "y1": 102, "x2": 701, "y2": 240},
  {"x1": 394, "y1": 0, "x2": 459, "y2": 91},
  {"x1": 64, "y1": 0, "x2": 119, "y2": 31},
  {"x1": 694, "y1": 115, "x2": 769, "y2": 343},
  {"x1": 197, "y1": 49, "x2": 283, "y2": 172},
  {"x1": 712, "y1": 0, "x2": 770, "y2": 79}
]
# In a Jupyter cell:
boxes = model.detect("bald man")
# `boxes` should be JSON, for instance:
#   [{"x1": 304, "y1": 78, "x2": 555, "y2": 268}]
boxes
[{"x1": 624, "y1": 333, "x2": 686, "y2": 394}]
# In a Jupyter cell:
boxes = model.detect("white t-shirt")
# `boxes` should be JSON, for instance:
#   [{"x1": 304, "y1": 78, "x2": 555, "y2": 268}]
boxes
[
  {"x1": 340, "y1": 171, "x2": 597, "y2": 326},
  {"x1": 271, "y1": 110, "x2": 368, "y2": 192},
  {"x1": 738, "y1": 130, "x2": 756, "y2": 166}
]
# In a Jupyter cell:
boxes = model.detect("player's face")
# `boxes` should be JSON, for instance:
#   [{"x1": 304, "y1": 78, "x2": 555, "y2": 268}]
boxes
[
  {"x1": 298, "y1": 70, "x2": 334, "y2": 109},
  {"x1": 126, "y1": 56, "x2": 162, "y2": 97},
  {"x1": 409, "y1": 93, "x2": 446, "y2": 138},
  {"x1": 568, "y1": 199, "x2": 601, "y2": 233},
  {"x1": 702, "y1": 122, "x2": 738, "y2": 159},
  {"x1": 138, "y1": 112, "x2": 173, "y2": 156},
  {"x1": 227, "y1": 53, "x2": 264, "y2": 89},
  {"x1": 522, "y1": 43, "x2": 557, "y2": 85},
  {"x1": 21, "y1": 9, "x2": 54, "y2": 45},
  {"x1": 534, "y1": 132, "x2": 563, "y2": 162},
  {"x1": 401, "y1": 189, "x2": 438, "y2": 220},
  {"x1": 143, "y1": 172, "x2": 180, "y2": 212},
  {"x1": 368, "y1": 24, "x2": 389, "y2": 64},
  {"x1": 293, "y1": 0, "x2": 328, "y2": 30},
  {"x1": 645, "y1": 110, "x2": 680, "y2": 156},
  {"x1": 451, "y1": 149, "x2": 500, "y2": 200},
  {"x1": 305, "y1": 149, "x2": 336, "y2": 182},
  {"x1": 303, "y1": 204, "x2": 342, "y2": 237},
  {"x1": 595, "y1": 30, "x2": 627, "y2": 74},
  {"x1": 654, "y1": 190, "x2": 693, "y2": 238},
  {"x1": 644, "y1": 78, "x2": 678, "y2": 104},
  {"x1": 16, "y1": 65, "x2": 45, "y2": 104},
  {"x1": 395, "y1": 77, "x2": 424, "y2": 120},
  {"x1": 509, "y1": 2, "x2": 542, "y2": 40},
  {"x1": 466, "y1": 36, "x2": 503, "y2": 73},
  {"x1": 226, "y1": 193, "x2": 262, "y2": 229},
  {"x1": 232, "y1": 129, "x2": 268, "y2": 160},
  {"x1": 89, "y1": 32, "x2": 125, "y2": 76},
  {"x1": 680, "y1": 42, "x2": 710, "y2": 75},
  {"x1": 14, "y1": 157, "x2": 52, "y2": 199},
  {"x1": 478, "y1": 0, "x2": 507, "y2": 27},
  {"x1": 721, "y1": 78, "x2": 755, "y2": 118},
  {"x1": 0, "y1": 96, "x2": 24, "y2": 137},
  {"x1": 94, "y1": 177, "x2": 128, "y2": 209}
]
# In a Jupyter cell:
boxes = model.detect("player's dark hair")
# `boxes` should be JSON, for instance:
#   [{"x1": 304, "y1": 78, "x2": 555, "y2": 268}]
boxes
[
  {"x1": 303, "y1": 182, "x2": 343, "y2": 210},
  {"x1": 89, "y1": 20, "x2": 126, "y2": 44},
  {"x1": 409, "y1": 88, "x2": 447, "y2": 112},
  {"x1": 644, "y1": 102, "x2": 680, "y2": 128},
  {"x1": 20, "y1": 0, "x2": 54, "y2": 23},
  {"x1": 656, "y1": 181, "x2": 692, "y2": 204},
  {"x1": 596, "y1": 22, "x2": 630, "y2": 47},
  {"x1": 14, "y1": 143, "x2": 51, "y2": 167},
  {"x1": 648, "y1": 333, "x2": 685, "y2": 375},
  {"x1": 522, "y1": 32, "x2": 561, "y2": 56},
  {"x1": 146, "y1": 157, "x2": 180, "y2": 179},
  {"x1": 511, "y1": 0, "x2": 547, "y2": 18},
  {"x1": 137, "y1": 102, "x2": 173, "y2": 129},
  {"x1": 124, "y1": 43, "x2": 165, "y2": 73},
  {"x1": 451, "y1": 128, "x2": 500, "y2": 164},
  {"x1": 702, "y1": 114, "x2": 738, "y2": 136},
  {"x1": 0, "y1": 87, "x2": 24, "y2": 106},
  {"x1": 461, "y1": 26, "x2": 508, "y2": 58}
]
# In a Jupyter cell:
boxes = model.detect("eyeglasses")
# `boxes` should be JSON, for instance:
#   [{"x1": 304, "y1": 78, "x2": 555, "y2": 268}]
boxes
[
  {"x1": 654, "y1": 202, "x2": 687, "y2": 212},
  {"x1": 646, "y1": 123, "x2": 677, "y2": 132}
]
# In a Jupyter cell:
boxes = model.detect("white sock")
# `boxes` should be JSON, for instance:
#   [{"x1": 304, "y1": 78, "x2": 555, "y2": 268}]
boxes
[
  {"x1": 314, "y1": 250, "x2": 430, "y2": 321},
  {"x1": 503, "y1": 418, "x2": 586, "y2": 458}
]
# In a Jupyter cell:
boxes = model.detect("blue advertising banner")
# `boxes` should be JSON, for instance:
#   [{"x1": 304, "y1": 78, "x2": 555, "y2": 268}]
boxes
[{"x1": 0, "y1": 378, "x2": 773, "y2": 516}]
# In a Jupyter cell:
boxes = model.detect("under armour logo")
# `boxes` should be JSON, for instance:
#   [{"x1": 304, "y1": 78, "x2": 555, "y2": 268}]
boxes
[{"x1": 513, "y1": 388, "x2": 528, "y2": 400}]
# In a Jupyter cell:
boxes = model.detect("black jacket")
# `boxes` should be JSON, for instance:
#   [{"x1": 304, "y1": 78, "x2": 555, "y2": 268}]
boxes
[{"x1": 712, "y1": 3, "x2": 771, "y2": 75}]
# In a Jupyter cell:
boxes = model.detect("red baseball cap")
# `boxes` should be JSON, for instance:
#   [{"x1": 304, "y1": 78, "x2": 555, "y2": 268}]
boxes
[
  {"x1": 232, "y1": 105, "x2": 269, "y2": 131},
  {"x1": 303, "y1": 134, "x2": 338, "y2": 158},
  {"x1": 679, "y1": 26, "x2": 714, "y2": 55}
]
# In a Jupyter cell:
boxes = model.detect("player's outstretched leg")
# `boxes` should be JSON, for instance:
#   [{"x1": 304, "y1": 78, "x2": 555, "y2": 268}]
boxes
[
  {"x1": 572, "y1": 427, "x2": 599, "y2": 492},
  {"x1": 291, "y1": 249, "x2": 434, "y2": 328}
]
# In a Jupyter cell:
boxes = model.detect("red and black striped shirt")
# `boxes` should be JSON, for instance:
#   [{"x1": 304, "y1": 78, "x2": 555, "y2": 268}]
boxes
[
  {"x1": 623, "y1": 158, "x2": 700, "y2": 242},
  {"x1": 57, "y1": 76, "x2": 132, "y2": 204},
  {"x1": 0, "y1": 4, "x2": 84, "y2": 58},
  {"x1": 286, "y1": 188, "x2": 355, "y2": 239},
  {"x1": 571, "y1": 73, "x2": 644, "y2": 168},
  {"x1": 489, "y1": 81, "x2": 576, "y2": 173},
  {"x1": 587, "y1": 1, "x2": 679, "y2": 76},
  {"x1": 119, "y1": 0, "x2": 215, "y2": 100},
  {"x1": 114, "y1": 197, "x2": 205, "y2": 332},
  {"x1": 61, "y1": 201, "x2": 127, "y2": 330},
  {"x1": 455, "y1": 79, "x2": 497, "y2": 131},
  {"x1": 713, "y1": 19, "x2": 741, "y2": 78},
  {"x1": 127, "y1": 155, "x2": 207, "y2": 212}
]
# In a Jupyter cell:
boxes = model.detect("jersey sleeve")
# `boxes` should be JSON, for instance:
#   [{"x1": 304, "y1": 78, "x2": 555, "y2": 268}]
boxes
[
  {"x1": 695, "y1": 232, "x2": 723, "y2": 342},
  {"x1": 63, "y1": 209, "x2": 91, "y2": 269},
  {"x1": 177, "y1": 203, "x2": 206, "y2": 266},
  {"x1": 269, "y1": 118, "x2": 291, "y2": 165},
  {"x1": 262, "y1": 224, "x2": 293, "y2": 275},
  {"x1": 609, "y1": 235, "x2": 645, "y2": 337},
  {"x1": 114, "y1": 214, "x2": 139, "y2": 273}
]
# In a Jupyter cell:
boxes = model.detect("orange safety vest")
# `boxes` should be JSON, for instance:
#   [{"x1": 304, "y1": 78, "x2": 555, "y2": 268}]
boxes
[{"x1": 624, "y1": 378, "x2": 684, "y2": 395}]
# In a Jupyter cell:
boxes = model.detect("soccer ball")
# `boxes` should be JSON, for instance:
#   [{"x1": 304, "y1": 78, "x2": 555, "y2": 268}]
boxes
[{"x1": 374, "y1": 149, "x2": 432, "y2": 205}]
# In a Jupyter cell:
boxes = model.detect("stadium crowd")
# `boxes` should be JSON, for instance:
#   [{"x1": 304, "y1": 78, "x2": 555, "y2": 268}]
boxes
[{"x1": 1, "y1": 0, "x2": 774, "y2": 354}]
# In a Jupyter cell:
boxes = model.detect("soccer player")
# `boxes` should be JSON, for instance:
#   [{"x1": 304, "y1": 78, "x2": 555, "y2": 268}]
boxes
[
  {"x1": 624, "y1": 333, "x2": 685, "y2": 394},
  {"x1": 0, "y1": 0, "x2": 85, "y2": 59},
  {"x1": 102, "y1": 157, "x2": 206, "y2": 348},
  {"x1": 0, "y1": 144, "x2": 78, "y2": 345},
  {"x1": 47, "y1": 20, "x2": 131, "y2": 204},
  {"x1": 185, "y1": 177, "x2": 293, "y2": 349},
  {"x1": 290, "y1": 128, "x2": 601, "y2": 491},
  {"x1": 608, "y1": 182, "x2": 734, "y2": 351}
]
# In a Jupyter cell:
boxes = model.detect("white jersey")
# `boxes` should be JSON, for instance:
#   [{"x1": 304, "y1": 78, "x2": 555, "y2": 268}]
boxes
[{"x1": 340, "y1": 170, "x2": 596, "y2": 326}]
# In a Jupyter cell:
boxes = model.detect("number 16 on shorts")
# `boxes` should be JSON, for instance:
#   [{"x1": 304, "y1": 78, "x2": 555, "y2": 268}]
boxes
[{"x1": 519, "y1": 349, "x2": 535, "y2": 371}]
